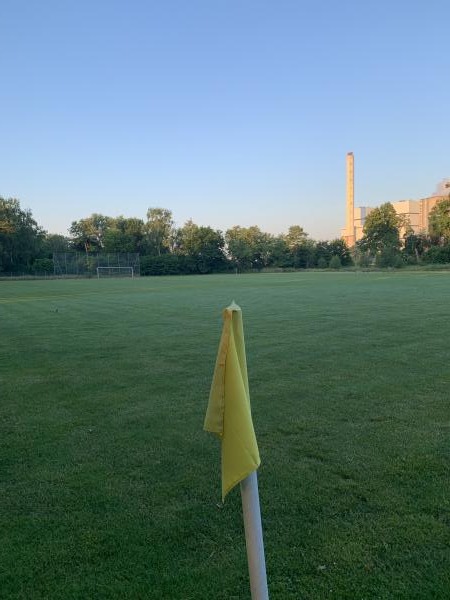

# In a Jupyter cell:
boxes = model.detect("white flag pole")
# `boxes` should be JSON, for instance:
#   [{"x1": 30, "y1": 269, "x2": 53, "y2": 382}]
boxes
[{"x1": 240, "y1": 470, "x2": 269, "y2": 600}]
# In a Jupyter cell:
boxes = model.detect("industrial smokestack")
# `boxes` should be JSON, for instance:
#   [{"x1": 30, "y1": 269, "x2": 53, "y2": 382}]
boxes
[{"x1": 346, "y1": 152, "x2": 355, "y2": 246}]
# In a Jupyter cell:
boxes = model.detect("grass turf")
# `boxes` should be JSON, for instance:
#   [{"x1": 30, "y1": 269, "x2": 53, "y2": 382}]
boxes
[{"x1": 1, "y1": 272, "x2": 449, "y2": 599}]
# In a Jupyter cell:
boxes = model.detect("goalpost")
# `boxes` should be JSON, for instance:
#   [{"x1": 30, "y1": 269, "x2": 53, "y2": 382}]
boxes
[{"x1": 97, "y1": 266, "x2": 134, "y2": 279}]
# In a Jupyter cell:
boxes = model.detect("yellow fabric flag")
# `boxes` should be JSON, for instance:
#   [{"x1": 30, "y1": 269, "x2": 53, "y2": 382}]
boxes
[{"x1": 204, "y1": 302, "x2": 260, "y2": 501}]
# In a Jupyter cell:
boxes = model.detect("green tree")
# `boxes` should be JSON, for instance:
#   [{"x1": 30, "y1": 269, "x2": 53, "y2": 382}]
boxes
[
  {"x1": 101, "y1": 217, "x2": 144, "y2": 253},
  {"x1": 375, "y1": 248, "x2": 403, "y2": 268},
  {"x1": 281, "y1": 225, "x2": 314, "y2": 268},
  {"x1": 290, "y1": 238, "x2": 316, "y2": 268},
  {"x1": 329, "y1": 255, "x2": 341, "y2": 269},
  {"x1": 267, "y1": 236, "x2": 291, "y2": 268},
  {"x1": 176, "y1": 220, "x2": 226, "y2": 273},
  {"x1": 422, "y1": 244, "x2": 450, "y2": 264},
  {"x1": 403, "y1": 232, "x2": 430, "y2": 263},
  {"x1": 327, "y1": 239, "x2": 352, "y2": 266},
  {"x1": 102, "y1": 228, "x2": 135, "y2": 253},
  {"x1": 225, "y1": 226, "x2": 273, "y2": 271},
  {"x1": 33, "y1": 258, "x2": 54, "y2": 273},
  {"x1": 40, "y1": 234, "x2": 71, "y2": 259},
  {"x1": 313, "y1": 242, "x2": 327, "y2": 267},
  {"x1": 145, "y1": 208, "x2": 174, "y2": 256},
  {"x1": 0, "y1": 197, "x2": 44, "y2": 272},
  {"x1": 225, "y1": 226, "x2": 252, "y2": 270},
  {"x1": 358, "y1": 203, "x2": 402, "y2": 259},
  {"x1": 429, "y1": 199, "x2": 450, "y2": 244},
  {"x1": 115, "y1": 217, "x2": 145, "y2": 251},
  {"x1": 315, "y1": 239, "x2": 352, "y2": 267},
  {"x1": 285, "y1": 225, "x2": 308, "y2": 249},
  {"x1": 69, "y1": 214, "x2": 113, "y2": 253}
]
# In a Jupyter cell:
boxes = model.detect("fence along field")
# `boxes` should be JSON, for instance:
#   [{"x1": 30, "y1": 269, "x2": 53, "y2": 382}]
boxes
[{"x1": 1, "y1": 272, "x2": 449, "y2": 599}]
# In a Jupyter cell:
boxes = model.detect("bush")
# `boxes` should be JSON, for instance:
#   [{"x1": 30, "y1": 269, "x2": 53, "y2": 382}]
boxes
[
  {"x1": 375, "y1": 248, "x2": 403, "y2": 268},
  {"x1": 329, "y1": 255, "x2": 341, "y2": 270},
  {"x1": 422, "y1": 245, "x2": 450, "y2": 264},
  {"x1": 393, "y1": 254, "x2": 404, "y2": 268},
  {"x1": 140, "y1": 255, "x2": 194, "y2": 276},
  {"x1": 403, "y1": 254, "x2": 418, "y2": 266},
  {"x1": 352, "y1": 248, "x2": 372, "y2": 267},
  {"x1": 33, "y1": 258, "x2": 54, "y2": 273},
  {"x1": 317, "y1": 257, "x2": 327, "y2": 269},
  {"x1": 139, "y1": 254, "x2": 230, "y2": 276}
]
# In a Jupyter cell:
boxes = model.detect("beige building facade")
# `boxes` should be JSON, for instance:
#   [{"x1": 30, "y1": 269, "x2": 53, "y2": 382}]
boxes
[{"x1": 341, "y1": 153, "x2": 448, "y2": 245}]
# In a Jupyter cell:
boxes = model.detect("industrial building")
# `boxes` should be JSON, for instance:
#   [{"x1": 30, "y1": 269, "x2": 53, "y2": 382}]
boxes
[{"x1": 342, "y1": 152, "x2": 449, "y2": 246}]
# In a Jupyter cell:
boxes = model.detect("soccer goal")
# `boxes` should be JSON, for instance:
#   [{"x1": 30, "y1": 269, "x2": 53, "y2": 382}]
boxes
[{"x1": 97, "y1": 266, "x2": 134, "y2": 278}]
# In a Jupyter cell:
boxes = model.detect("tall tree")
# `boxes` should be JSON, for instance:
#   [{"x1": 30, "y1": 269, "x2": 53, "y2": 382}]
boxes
[
  {"x1": 267, "y1": 235, "x2": 291, "y2": 267},
  {"x1": 69, "y1": 214, "x2": 112, "y2": 253},
  {"x1": 358, "y1": 202, "x2": 403, "y2": 255},
  {"x1": 225, "y1": 226, "x2": 252, "y2": 270},
  {"x1": 327, "y1": 239, "x2": 353, "y2": 267},
  {"x1": 280, "y1": 226, "x2": 315, "y2": 268},
  {"x1": 403, "y1": 232, "x2": 430, "y2": 261},
  {"x1": 145, "y1": 208, "x2": 174, "y2": 256},
  {"x1": 285, "y1": 225, "x2": 308, "y2": 249},
  {"x1": 40, "y1": 234, "x2": 71, "y2": 258},
  {"x1": 316, "y1": 239, "x2": 352, "y2": 266},
  {"x1": 103, "y1": 217, "x2": 145, "y2": 253},
  {"x1": 225, "y1": 226, "x2": 273, "y2": 271},
  {"x1": 428, "y1": 199, "x2": 450, "y2": 244},
  {"x1": 0, "y1": 197, "x2": 44, "y2": 272},
  {"x1": 290, "y1": 238, "x2": 316, "y2": 268},
  {"x1": 176, "y1": 220, "x2": 226, "y2": 273}
]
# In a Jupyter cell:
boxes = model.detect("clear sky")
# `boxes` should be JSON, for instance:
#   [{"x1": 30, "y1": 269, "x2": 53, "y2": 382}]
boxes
[{"x1": 1, "y1": 0, "x2": 449, "y2": 239}]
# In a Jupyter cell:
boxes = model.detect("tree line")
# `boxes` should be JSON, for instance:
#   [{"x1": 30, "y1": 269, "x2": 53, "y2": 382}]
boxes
[
  {"x1": 0, "y1": 201, "x2": 352, "y2": 274},
  {"x1": 1, "y1": 196, "x2": 450, "y2": 275}
]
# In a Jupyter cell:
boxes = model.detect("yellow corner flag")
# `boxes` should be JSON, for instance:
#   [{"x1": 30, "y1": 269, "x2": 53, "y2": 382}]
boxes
[{"x1": 204, "y1": 302, "x2": 260, "y2": 501}]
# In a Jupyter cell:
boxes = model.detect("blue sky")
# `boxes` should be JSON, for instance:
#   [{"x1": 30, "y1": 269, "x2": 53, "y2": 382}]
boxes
[{"x1": 1, "y1": 0, "x2": 449, "y2": 239}]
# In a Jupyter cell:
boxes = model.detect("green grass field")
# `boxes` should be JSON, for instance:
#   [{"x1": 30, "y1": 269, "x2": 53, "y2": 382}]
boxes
[{"x1": 1, "y1": 272, "x2": 449, "y2": 599}]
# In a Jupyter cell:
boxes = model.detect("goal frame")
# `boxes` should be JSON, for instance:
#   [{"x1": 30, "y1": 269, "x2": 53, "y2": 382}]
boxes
[{"x1": 96, "y1": 266, "x2": 134, "y2": 279}]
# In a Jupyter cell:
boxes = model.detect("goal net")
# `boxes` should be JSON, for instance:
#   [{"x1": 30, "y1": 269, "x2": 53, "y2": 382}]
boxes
[{"x1": 97, "y1": 266, "x2": 134, "y2": 278}]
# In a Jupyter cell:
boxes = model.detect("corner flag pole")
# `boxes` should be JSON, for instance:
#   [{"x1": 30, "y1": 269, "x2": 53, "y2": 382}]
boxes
[
  {"x1": 241, "y1": 471, "x2": 269, "y2": 600},
  {"x1": 204, "y1": 302, "x2": 269, "y2": 599}
]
